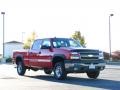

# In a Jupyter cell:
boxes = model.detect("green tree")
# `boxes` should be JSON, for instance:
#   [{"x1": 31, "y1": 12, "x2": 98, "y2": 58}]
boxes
[
  {"x1": 23, "y1": 32, "x2": 36, "y2": 49},
  {"x1": 72, "y1": 31, "x2": 86, "y2": 47}
]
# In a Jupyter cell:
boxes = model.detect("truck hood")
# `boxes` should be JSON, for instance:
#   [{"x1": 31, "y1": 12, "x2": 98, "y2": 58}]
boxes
[
  {"x1": 59, "y1": 47, "x2": 99, "y2": 52},
  {"x1": 60, "y1": 47, "x2": 99, "y2": 53}
]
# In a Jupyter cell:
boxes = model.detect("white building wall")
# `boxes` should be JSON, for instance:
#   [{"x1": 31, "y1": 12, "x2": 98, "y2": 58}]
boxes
[{"x1": 4, "y1": 43, "x2": 23, "y2": 58}]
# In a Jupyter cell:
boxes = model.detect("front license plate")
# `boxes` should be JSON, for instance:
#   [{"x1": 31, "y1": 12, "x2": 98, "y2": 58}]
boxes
[{"x1": 89, "y1": 64, "x2": 95, "y2": 69}]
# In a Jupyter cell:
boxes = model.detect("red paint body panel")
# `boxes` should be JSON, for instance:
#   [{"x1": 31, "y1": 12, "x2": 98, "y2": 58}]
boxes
[{"x1": 13, "y1": 38, "x2": 72, "y2": 69}]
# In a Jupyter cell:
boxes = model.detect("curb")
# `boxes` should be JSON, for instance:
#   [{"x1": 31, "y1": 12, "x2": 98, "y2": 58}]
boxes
[
  {"x1": 106, "y1": 65, "x2": 120, "y2": 70},
  {"x1": 106, "y1": 62, "x2": 120, "y2": 65}
]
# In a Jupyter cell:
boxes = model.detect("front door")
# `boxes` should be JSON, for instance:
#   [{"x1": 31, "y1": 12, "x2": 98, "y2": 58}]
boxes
[
  {"x1": 38, "y1": 39, "x2": 53, "y2": 68},
  {"x1": 28, "y1": 39, "x2": 42, "y2": 67}
]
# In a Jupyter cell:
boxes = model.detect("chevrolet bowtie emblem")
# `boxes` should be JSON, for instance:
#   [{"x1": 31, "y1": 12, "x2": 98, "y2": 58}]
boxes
[{"x1": 88, "y1": 54, "x2": 94, "y2": 57}]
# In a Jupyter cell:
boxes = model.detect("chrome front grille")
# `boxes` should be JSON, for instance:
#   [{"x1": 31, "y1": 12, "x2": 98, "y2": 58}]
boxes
[
  {"x1": 80, "y1": 55, "x2": 99, "y2": 60},
  {"x1": 71, "y1": 49, "x2": 99, "y2": 60},
  {"x1": 79, "y1": 50, "x2": 99, "y2": 60}
]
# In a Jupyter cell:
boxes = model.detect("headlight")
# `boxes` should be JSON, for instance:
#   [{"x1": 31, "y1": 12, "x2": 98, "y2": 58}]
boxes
[
  {"x1": 99, "y1": 51, "x2": 104, "y2": 59},
  {"x1": 70, "y1": 52, "x2": 80, "y2": 59}
]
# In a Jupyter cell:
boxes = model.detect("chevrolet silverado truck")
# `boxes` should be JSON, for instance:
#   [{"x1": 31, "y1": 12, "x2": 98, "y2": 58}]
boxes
[{"x1": 13, "y1": 38, "x2": 105, "y2": 80}]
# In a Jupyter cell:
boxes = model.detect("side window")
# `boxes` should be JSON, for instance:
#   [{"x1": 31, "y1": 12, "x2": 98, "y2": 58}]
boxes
[
  {"x1": 53, "y1": 39, "x2": 68, "y2": 48},
  {"x1": 41, "y1": 39, "x2": 51, "y2": 49},
  {"x1": 31, "y1": 39, "x2": 42, "y2": 50}
]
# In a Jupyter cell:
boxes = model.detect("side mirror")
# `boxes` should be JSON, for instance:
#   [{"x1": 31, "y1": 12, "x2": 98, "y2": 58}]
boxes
[
  {"x1": 41, "y1": 45, "x2": 51, "y2": 49},
  {"x1": 41, "y1": 45, "x2": 53, "y2": 52}
]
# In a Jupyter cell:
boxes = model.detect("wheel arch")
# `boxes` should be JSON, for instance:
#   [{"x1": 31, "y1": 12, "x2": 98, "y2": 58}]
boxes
[
  {"x1": 15, "y1": 54, "x2": 24, "y2": 65},
  {"x1": 52, "y1": 54, "x2": 66, "y2": 67}
]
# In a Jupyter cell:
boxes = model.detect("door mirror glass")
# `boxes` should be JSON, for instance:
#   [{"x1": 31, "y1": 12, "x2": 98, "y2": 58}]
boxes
[{"x1": 41, "y1": 45, "x2": 51, "y2": 49}]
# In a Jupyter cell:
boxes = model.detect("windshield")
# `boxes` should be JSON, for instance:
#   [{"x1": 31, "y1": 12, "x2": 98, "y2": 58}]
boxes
[{"x1": 52, "y1": 38, "x2": 82, "y2": 48}]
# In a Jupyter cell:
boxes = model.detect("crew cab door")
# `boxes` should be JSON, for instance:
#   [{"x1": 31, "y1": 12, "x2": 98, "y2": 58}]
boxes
[
  {"x1": 28, "y1": 39, "x2": 42, "y2": 67},
  {"x1": 38, "y1": 39, "x2": 53, "y2": 68}
]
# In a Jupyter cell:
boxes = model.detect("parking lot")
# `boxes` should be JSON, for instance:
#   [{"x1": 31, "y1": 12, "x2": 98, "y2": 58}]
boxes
[{"x1": 0, "y1": 64, "x2": 120, "y2": 90}]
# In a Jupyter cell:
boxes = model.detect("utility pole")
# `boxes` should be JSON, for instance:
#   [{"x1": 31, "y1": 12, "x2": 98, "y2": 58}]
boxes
[
  {"x1": 1, "y1": 12, "x2": 5, "y2": 58},
  {"x1": 109, "y1": 14, "x2": 114, "y2": 61}
]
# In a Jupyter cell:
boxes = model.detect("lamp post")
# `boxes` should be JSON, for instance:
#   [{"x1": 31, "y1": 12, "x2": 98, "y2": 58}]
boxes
[
  {"x1": 1, "y1": 12, "x2": 5, "y2": 58},
  {"x1": 109, "y1": 14, "x2": 114, "y2": 61}
]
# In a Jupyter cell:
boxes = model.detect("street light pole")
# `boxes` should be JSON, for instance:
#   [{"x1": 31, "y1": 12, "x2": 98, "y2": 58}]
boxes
[
  {"x1": 109, "y1": 14, "x2": 114, "y2": 62},
  {"x1": 1, "y1": 12, "x2": 5, "y2": 58}
]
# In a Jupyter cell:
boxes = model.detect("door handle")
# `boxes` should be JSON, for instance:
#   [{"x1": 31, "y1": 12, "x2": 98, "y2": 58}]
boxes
[{"x1": 29, "y1": 52, "x2": 33, "y2": 54}]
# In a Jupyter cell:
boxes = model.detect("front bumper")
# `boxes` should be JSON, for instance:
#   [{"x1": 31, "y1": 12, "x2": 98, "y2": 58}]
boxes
[{"x1": 64, "y1": 60, "x2": 106, "y2": 73}]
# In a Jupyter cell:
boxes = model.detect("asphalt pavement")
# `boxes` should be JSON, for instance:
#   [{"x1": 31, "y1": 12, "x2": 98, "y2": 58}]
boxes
[{"x1": 0, "y1": 63, "x2": 120, "y2": 90}]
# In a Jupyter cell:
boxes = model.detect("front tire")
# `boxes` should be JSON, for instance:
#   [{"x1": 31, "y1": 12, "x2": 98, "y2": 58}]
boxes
[
  {"x1": 87, "y1": 71, "x2": 100, "y2": 79},
  {"x1": 17, "y1": 61, "x2": 26, "y2": 76},
  {"x1": 54, "y1": 62, "x2": 67, "y2": 80}
]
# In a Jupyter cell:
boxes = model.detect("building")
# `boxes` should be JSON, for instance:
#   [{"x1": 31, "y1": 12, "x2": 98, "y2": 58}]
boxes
[{"x1": 4, "y1": 41, "x2": 23, "y2": 58}]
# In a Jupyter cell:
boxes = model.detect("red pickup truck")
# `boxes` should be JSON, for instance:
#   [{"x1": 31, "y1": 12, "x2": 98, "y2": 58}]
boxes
[{"x1": 13, "y1": 38, "x2": 105, "y2": 80}]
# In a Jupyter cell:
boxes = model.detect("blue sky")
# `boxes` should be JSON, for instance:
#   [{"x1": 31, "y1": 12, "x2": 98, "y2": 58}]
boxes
[{"x1": 0, "y1": 0, "x2": 120, "y2": 54}]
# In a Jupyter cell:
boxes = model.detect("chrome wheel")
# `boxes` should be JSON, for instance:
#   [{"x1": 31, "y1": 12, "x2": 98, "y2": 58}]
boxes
[
  {"x1": 55, "y1": 66, "x2": 62, "y2": 78},
  {"x1": 54, "y1": 62, "x2": 67, "y2": 80},
  {"x1": 17, "y1": 63, "x2": 22, "y2": 74},
  {"x1": 17, "y1": 61, "x2": 26, "y2": 76}
]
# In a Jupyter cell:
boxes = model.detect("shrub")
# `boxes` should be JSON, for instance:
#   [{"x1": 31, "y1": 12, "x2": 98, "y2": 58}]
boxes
[{"x1": 6, "y1": 57, "x2": 12, "y2": 63}]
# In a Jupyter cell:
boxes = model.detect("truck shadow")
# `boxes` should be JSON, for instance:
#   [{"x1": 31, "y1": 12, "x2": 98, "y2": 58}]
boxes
[{"x1": 25, "y1": 75, "x2": 120, "y2": 90}]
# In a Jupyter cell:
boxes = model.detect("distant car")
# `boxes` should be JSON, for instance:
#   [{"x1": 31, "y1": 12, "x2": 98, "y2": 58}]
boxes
[{"x1": 13, "y1": 38, "x2": 105, "y2": 80}]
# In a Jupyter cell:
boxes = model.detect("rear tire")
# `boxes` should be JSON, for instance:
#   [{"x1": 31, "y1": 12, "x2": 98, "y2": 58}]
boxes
[
  {"x1": 87, "y1": 71, "x2": 100, "y2": 79},
  {"x1": 44, "y1": 69, "x2": 52, "y2": 74},
  {"x1": 54, "y1": 62, "x2": 67, "y2": 80},
  {"x1": 17, "y1": 61, "x2": 26, "y2": 76}
]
